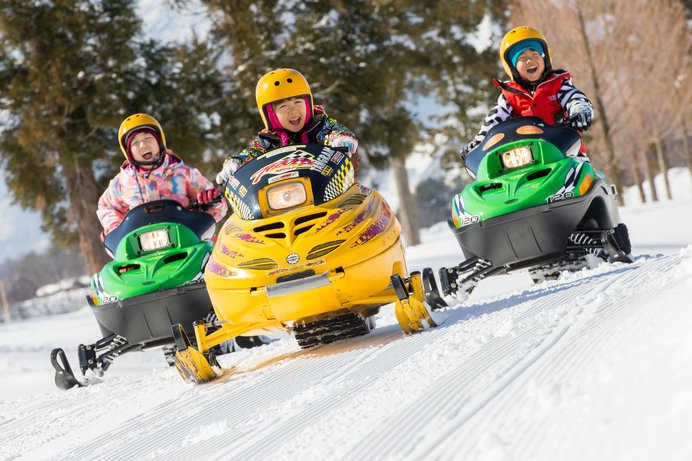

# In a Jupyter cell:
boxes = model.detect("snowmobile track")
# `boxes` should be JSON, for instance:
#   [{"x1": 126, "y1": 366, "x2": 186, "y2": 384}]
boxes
[
  {"x1": 347, "y1": 254, "x2": 684, "y2": 460},
  {"x1": 60, "y1": 325, "x2": 449, "y2": 461},
  {"x1": 6, "y1": 251, "x2": 691, "y2": 461}
]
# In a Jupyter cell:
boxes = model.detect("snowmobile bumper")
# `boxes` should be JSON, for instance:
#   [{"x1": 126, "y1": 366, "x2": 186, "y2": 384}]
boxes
[
  {"x1": 206, "y1": 233, "x2": 409, "y2": 329},
  {"x1": 89, "y1": 281, "x2": 213, "y2": 347},
  {"x1": 450, "y1": 178, "x2": 620, "y2": 267}
]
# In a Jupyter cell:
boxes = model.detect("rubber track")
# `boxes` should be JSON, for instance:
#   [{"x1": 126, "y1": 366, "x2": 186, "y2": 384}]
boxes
[{"x1": 293, "y1": 312, "x2": 370, "y2": 349}]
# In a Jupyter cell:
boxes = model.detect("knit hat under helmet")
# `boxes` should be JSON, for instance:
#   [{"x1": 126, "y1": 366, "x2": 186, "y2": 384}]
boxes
[
  {"x1": 118, "y1": 113, "x2": 166, "y2": 164},
  {"x1": 508, "y1": 39, "x2": 545, "y2": 68}
]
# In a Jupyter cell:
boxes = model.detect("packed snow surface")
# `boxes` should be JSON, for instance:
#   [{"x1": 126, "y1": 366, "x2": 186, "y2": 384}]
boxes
[{"x1": 1, "y1": 171, "x2": 691, "y2": 461}]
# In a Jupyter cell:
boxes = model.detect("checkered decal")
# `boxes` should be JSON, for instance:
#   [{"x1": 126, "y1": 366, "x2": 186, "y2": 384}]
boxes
[
  {"x1": 226, "y1": 191, "x2": 253, "y2": 220},
  {"x1": 324, "y1": 162, "x2": 355, "y2": 201},
  {"x1": 555, "y1": 162, "x2": 585, "y2": 195},
  {"x1": 284, "y1": 150, "x2": 313, "y2": 160}
]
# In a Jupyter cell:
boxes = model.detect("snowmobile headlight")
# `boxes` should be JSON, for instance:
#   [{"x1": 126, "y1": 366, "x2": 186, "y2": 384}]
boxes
[
  {"x1": 500, "y1": 146, "x2": 533, "y2": 170},
  {"x1": 267, "y1": 181, "x2": 307, "y2": 210},
  {"x1": 139, "y1": 229, "x2": 170, "y2": 252}
]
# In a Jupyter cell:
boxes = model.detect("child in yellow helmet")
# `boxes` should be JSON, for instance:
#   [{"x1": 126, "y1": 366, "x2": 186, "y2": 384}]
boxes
[
  {"x1": 461, "y1": 26, "x2": 593, "y2": 162},
  {"x1": 216, "y1": 69, "x2": 358, "y2": 184},
  {"x1": 98, "y1": 113, "x2": 228, "y2": 236}
]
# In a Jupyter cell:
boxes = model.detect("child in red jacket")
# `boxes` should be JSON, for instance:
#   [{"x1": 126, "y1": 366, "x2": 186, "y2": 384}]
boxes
[{"x1": 461, "y1": 26, "x2": 593, "y2": 162}]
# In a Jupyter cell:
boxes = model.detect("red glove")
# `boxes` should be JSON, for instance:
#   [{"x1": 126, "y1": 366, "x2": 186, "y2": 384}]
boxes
[
  {"x1": 197, "y1": 188, "x2": 220, "y2": 204},
  {"x1": 100, "y1": 231, "x2": 106, "y2": 243}
]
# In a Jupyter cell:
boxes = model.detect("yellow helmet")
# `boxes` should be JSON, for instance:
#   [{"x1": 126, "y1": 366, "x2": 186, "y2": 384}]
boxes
[
  {"x1": 255, "y1": 69, "x2": 314, "y2": 130},
  {"x1": 118, "y1": 113, "x2": 166, "y2": 162},
  {"x1": 499, "y1": 26, "x2": 552, "y2": 81}
]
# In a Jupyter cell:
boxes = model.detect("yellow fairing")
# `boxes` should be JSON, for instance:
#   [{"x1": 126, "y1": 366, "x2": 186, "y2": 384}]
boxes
[{"x1": 204, "y1": 184, "x2": 406, "y2": 336}]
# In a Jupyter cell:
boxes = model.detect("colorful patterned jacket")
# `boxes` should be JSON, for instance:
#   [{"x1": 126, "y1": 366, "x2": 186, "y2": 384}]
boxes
[
  {"x1": 222, "y1": 105, "x2": 358, "y2": 171},
  {"x1": 97, "y1": 151, "x2": 228, "y2": 235}
]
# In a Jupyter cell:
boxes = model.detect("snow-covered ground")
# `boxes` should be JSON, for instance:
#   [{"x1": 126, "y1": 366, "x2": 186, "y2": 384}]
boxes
[{"x1": 1, "y1": 170, "x2": 691, "y2": 461}]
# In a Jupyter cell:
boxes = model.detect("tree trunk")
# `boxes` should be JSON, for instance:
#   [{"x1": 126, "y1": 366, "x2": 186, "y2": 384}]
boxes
[
  {"x1": 630, "y1": 142, "x2": 646, "y2": 205},
  {"x1": 575, "y1": 7, "x2": 624, "y2": 205},
  {"x1": 680, "y1": 113, "x2": 692, "y2": 191},
  {"x1": 389, "y1": 156, "x2": 420, "y2": 247},
  {"x1": 652, "y1": 124, "x2": 672, "y2": 200},
  {"x1": 642, "y1": 139, "x2": 658, "y2": 202},
  {"x1": 62, "y1": 159, "x2": 110, "y2": 275},
  {"x1": 653, "y1": 136, "x2": 672, "y2": 200},
  {"x1": 0, "y1": 282, "x2": 10, "y2": 323}
]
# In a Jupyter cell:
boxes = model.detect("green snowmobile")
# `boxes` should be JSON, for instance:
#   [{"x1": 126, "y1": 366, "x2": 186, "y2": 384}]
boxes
[
  {"x1": 50, "y1": 199, "x2": 264, "y2": 390},
  {"x1": 425, "y1": 116, "x2": 632, "y2": 305}
]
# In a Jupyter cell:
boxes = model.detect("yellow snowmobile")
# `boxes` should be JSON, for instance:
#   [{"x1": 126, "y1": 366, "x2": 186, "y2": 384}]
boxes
[{"x1": 171, "y1": 143, "x2": 438, "y2": 383}]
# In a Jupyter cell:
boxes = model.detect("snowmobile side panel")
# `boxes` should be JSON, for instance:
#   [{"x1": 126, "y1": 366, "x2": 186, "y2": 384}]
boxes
[
  {"x1": 90, "y1": 282, "x2": 213, "y2": 346},
  {"x1": 450, "y1": 178, "x2": 619, "y2": 267}
]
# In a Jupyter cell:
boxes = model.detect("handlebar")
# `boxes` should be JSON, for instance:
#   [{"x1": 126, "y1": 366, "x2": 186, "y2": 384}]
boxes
[
  {"x1": 554, "y1": 113, "x2": 584, "y2": 132},
  {"x1": 185, "y1": 194, "x2": 223, "y2": 211}
]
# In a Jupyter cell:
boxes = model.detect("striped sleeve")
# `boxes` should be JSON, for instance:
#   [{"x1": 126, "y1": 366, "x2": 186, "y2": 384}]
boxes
[
  {"x1": 557, "y1": 77, "x2": 593, "y2": 163},
  {"x1": 557, "y1": 77, "x2": 594, "y2": 118}
]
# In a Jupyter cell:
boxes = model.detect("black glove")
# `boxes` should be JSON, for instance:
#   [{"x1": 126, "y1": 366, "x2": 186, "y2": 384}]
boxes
[{"x1": 568, "y1": 103, "x2": 592, "y2": 132}]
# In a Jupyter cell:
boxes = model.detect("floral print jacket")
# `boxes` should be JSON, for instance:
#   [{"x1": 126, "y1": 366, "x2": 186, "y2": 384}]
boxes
[{"x1": 97, "y1": 151, "x2": 228, "y2": 235}]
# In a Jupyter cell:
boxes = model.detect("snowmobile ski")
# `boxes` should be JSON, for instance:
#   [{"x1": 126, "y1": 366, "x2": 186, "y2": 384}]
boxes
[{"x1": 50, "y1": 348, "x2": 85, "y2": 390}]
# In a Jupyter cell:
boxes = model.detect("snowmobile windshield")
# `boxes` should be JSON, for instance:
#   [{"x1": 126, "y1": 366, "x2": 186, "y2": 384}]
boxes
[
  {"x1": 465, "y1": 116, "x2": 582, "y2": 177},
  {"x1": 224, "y1": 144, "x2": 356, "y2": 220},
  {"x1": 103, "y1": 200, "x2": 215, "y2": 254}
]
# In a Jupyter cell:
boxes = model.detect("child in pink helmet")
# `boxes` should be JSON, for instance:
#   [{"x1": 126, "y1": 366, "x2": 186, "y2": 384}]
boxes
[{"x1": 216, "y1": 68, "x2": 358, "y2": 183}]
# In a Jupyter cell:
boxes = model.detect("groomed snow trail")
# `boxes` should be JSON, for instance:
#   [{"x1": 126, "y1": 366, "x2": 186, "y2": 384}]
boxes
[{"x1": 3, "y1": 248, "x2": 691, "y2": 461}]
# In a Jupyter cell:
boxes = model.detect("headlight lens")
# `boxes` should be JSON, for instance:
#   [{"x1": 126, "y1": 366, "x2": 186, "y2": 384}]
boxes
[
  {"x1": 139, "y1": 229, "x2": 170, "y2": 252},
  {"x1": 500, "y1": 146, "x2": 533, "y2": 170},
  {"x1": 267, "y1": 181, "x2": 307, "y2": 210}
]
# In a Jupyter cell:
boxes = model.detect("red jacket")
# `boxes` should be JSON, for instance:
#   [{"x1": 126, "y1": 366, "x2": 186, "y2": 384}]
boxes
[{"x1": 493, "y1": 71, "x2": 571, "y2": 124}]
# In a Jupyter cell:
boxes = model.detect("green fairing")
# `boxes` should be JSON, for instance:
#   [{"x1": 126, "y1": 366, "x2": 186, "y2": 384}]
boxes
[
  {"x1": 453, "y1": 138, "x2": 604, "y2": 226},
  {"x1": 93, "y1": 223, "x2": 213, "y2": 303}
]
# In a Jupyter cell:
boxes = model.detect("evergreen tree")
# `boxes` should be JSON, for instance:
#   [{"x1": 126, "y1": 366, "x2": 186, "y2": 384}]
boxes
[
  {"x1": 0, "y1": 1, "x2": 227, "y2": 273},
  {"x1": 184, "y1": 0, "x2": 505, "y2": 244},
  {"x1": 401, "y1": 1, "x2": 507, "y2": 166}
]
